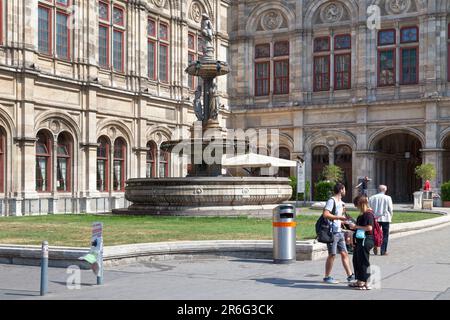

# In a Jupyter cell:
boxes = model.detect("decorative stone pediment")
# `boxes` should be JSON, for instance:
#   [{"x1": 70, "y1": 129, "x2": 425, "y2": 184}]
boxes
[
  {"x1": 256, "y1": 10, "x2": 288, "y2": 32},
  {"x1": 313, "y1": 1, "x2": 350, "y2": 25},
  {"x1": 320, "y1": 2, "x2": 344, "y2": 23},
  {"x1": 190, "y1": 1, "x2": 204, "y2": 23},
  {"x1": 151, "y1": 0, "x2": 165, "y2": 8},
  {"x1": 385, "y1": 0, "x2": 411, "y2": 15}
]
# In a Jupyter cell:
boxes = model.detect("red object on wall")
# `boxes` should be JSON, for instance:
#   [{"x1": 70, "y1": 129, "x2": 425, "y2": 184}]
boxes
[{"x1": 424, "y1": 180, "x2": 431, "y2": 191}]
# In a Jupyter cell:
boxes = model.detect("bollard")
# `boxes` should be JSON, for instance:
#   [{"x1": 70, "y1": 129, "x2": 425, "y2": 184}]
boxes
[
  {"x1": 40, "y1": 241, "x2": 49, "y2": 296},
  {"x1": 96, "y1": 252, "x2": 103, "y2": 285},
  {"x1": 96, "y1": 234, "x2": 104, "y2": 285}
]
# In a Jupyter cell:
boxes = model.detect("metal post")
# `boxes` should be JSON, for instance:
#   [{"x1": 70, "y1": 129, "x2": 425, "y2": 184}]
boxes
[{"x1": 40, "y1": 241, "x2": 48, "y2": 296}]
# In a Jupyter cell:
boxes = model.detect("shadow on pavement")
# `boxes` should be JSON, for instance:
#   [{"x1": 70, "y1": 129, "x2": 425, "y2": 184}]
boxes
[
  {"x1": 229, "y1": 259, "x2": 274, "y2": 264},
  {"x1": 254, "y1": 278, "x2": 349, "y2": 290},
  {"x1": 0, "y1": 289, "x2": 40, "y2": 297},
  {"x1": 50, "y1": 280, "x2": 96, "y2": 287}
]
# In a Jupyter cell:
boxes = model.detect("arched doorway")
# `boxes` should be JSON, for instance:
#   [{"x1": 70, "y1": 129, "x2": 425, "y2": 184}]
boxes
[
  {"x1": 444, "y1": 136, "x2": 450, "y2": 183},
  {"x1": 335, "y1": 145, "x2": 352, "y2": 203},
  {"x1": 374, "y1": 133, "x2": 422, "y2": 203},
  {"x1": 312, "y1": 146, "x2": 329, "y2": 200}
]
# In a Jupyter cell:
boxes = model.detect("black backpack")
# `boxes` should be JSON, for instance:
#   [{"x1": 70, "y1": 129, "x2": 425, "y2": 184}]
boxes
[{"x1": 315, "y1": 198, "x2": 336, "y2": 243}]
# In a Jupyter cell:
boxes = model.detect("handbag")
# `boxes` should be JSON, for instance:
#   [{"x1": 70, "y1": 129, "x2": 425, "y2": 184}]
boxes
[
  {"x1": 355, "y1": 229, "x2": 366, "y2": 239},
  {"x1": 355, "y1": 229, "x2": 366, "y2": 246}
]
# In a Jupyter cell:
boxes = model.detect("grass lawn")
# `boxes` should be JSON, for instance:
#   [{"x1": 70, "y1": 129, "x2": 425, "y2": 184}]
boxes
[{"x1": 0, "y1": 211, "x2": 439, "y2": 247}]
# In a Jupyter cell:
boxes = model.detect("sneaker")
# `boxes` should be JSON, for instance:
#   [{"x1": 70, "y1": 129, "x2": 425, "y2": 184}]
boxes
[
  {"x1": 347, "y1": 274, "x2": 355, "y2": 282},
  {"x1": 323, "y1": 277, "x2": 339, "y2": 284},
  {"x1": 373, "y1": 247, "x2": 378, "y2": 255}
]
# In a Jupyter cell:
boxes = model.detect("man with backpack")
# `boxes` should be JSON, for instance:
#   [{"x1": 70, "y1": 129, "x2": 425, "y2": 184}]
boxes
[
  {"x1": 369, "y1": 185, "x2": 393, "y2": 255},
  {"x1": 322, "y1": 183, "x2": 355, "y2": 284}
]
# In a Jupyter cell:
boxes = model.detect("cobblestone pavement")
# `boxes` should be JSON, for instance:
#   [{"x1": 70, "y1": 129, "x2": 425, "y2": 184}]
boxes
[{"x1": 1, "y1": 224, "x2": 450, "y2": 300}]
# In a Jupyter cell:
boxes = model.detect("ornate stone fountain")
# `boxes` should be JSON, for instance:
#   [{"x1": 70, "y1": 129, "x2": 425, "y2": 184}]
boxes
[{"x1": 113, "y1": 14, "x2": 292, "y2": 217}]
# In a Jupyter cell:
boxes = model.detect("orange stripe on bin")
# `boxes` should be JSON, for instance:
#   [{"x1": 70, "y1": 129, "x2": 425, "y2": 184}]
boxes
[{"x1": 272, "y1": 222, "x2": 297, "y2": 228}]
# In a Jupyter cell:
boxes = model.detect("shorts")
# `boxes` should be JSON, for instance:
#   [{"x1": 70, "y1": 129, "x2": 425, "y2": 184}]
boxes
[{"x1": 327, "y1": 232, "x2": 348, "y2": 256}]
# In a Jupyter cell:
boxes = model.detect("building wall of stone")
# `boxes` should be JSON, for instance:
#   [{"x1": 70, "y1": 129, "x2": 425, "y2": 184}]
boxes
[
  {"x1": 0, "y1": 0, "x2": 231, "y2": 215},
  {"x1": 229, "y1": 0, "x2": 450, "y2": 200}
]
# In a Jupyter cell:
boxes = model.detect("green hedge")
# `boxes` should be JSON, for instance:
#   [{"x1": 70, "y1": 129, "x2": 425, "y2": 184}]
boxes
[
  {"x1": 441, "y1": 181, "x2": 450, "y2": 201},
  {"x1": 289, "y1": 177, "x2": 311, "y2": 201},
  {"x1": 314, "y1": 181, "x2": 334, "y2": 201}
]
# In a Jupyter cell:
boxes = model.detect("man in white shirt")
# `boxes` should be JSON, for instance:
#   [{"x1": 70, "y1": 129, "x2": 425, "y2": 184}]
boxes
[{"x1": 369, "y1": 185, "x2": 394, "y2": 256}]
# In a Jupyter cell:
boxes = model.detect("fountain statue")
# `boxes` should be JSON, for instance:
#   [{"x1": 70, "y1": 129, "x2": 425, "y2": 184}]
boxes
[{"x1": 113, "y1": 14, "x2": 292, "y2": 217}]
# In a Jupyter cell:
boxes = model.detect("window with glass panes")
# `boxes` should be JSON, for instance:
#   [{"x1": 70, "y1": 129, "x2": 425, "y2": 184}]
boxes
[
  {"x1": 146, "y1": 142, "x2": 156, "y2": 178},
  {"x1": 0, "y1": 0, "x2": 4, "y2": 45},
  {"x1": 38, "y1": 1, "x2": 71, "y2": 59},
  {"x1": 57, "y1": 133, "x2": 72, "y2": 192},
  {"x1": 159, "y1": 149, "x2": 169, "y2": 178},
  {"x1": 313, "y1": 37, "x2": 330, "y2": 92},
  {"x1": 378, "y1": 27, "x2": 419, "y2": 86},
  {"x1": 313, "y1": 35, "x2": 351, "y2": 92},
  {"x1": 36, "y1": 131, "x2": 52, "y2": 192},
  {"x1": 273, "y1": 41, "x2": 289, "y2": 95},
  {"x1": 448, "y1": 24, "x2": 450, "y2": 81},
  {"x1": 97, "y1": 137, "x2": 109, "y2": 192},
  {"x1": 254, "y1": 42, "x2": 290, "y2": 96},
  {"x1": 113, "y1": 138, "x2": 126, "y2": 191},
  {"x1": 334, "y1": 35, "x2": 351, "y2": 90},
  {"x1": 0, "y1": 129, "x2": 4, "y2": 193},
  {"x1": 98, "y1": 1, "x2": 125, "y2": 72},
  {"x1": 187, "y1": 31, "x2": 204, "y2": 90},
  {"x1": 147, "y1": 17, "x2": 170, "y2": 83}
]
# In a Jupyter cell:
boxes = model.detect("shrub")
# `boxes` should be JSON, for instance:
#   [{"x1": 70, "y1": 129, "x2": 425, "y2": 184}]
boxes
[
  {"x1": 441, "y1": 181, "x2": 450, "y2": 201},
  {"x1": 289, "y1": 177, "x2": 311, "y2": 201},
  {"x1": 415, "y1": 164, "x2": 436, "y2": 182},
  {"x1": 314, "y1": 181, "x2": 334, "y2": 201},
  {"x1": 322, "y1": 165, "x2": 344, "y2": 184}
]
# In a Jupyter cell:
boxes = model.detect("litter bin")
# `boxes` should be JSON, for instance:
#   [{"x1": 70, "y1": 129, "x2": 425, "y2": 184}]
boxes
[{"x1": 273, "y1": 204, "x2": 297, "y2": 264}]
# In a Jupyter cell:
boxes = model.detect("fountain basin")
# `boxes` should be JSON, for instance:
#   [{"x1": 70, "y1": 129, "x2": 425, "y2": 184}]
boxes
[{"x1": 113, "y1": 177, "x2": 292, "y2": 217}]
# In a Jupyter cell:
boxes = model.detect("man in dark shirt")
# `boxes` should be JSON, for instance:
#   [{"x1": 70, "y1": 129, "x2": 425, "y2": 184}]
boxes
[{"x1": 355, "y1": 176, "x2": 371, "y2": 196}]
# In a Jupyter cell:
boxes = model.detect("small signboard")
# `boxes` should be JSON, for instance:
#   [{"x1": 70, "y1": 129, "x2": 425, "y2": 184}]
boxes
[
  {"x1": 297, "y1": 161, "x2": 305, "y2": 194},
  {"x1": 79, "y1": 222, "x2": 103, "y2": 279}
]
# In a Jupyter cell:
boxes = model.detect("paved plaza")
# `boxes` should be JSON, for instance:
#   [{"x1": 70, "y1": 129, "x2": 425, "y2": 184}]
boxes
[{"x1": 0, "y1": 224, "x2": 449, "y2": 300}]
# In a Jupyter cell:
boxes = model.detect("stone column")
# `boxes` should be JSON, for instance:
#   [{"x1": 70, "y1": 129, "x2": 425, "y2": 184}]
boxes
[{"x1": 12, "y1": 138, "x2": 38, "y2": 216}]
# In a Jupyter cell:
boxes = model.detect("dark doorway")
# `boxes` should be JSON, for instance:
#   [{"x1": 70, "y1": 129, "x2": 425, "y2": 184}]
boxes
[
  {"x1": 312, "y1": 146, "x2": 329, "y2": 200},
  {"x1": 335, "y1": 145, "x2": 352, "y2": 203},
  {"x1": 374, "y1": 133, "x2": 422, "y2": 203},
  {"x1": 444, "y1": 136, "x2": 450, "y2": 183}
]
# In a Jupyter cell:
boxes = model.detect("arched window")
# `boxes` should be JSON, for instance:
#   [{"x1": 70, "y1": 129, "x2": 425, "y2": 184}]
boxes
[
  {"x1": 57, "y1": 132, "x2": 72, "y2": 192},
  {"x1": 0, "y1": 128, "x2": 5, "y2": 193},
  {"x1": 36, "y1": 131, "x2": 52, "y2": 192},
  {"x1": 146, "y1": 142, "x2": 156, "y2": 178},
  {"x1": 113, "y1": 138, "x2": 126, "y2": 191},
  {"x1": 159, "y1": 148, "x2": 169, "y2": 178},
  {"x1": 278, "y1": 147, "x2": 291, "y2": 177},
  {"x1": 312, "y1": 146, "x2": 329, "y2": 200},
  {"x1": 97, "y1": 136, "x2": 110, "y2": 192}
]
